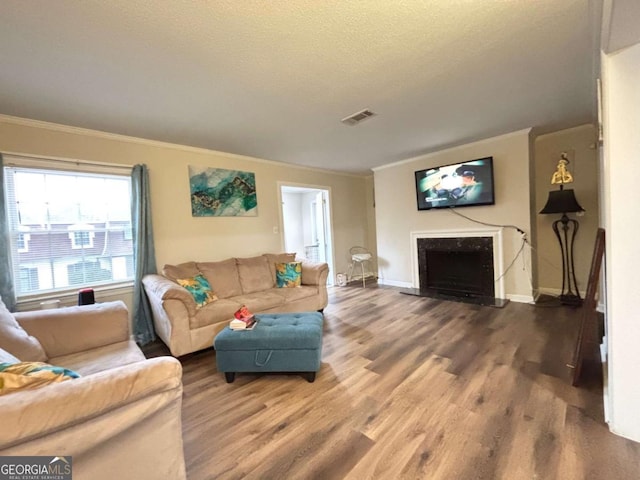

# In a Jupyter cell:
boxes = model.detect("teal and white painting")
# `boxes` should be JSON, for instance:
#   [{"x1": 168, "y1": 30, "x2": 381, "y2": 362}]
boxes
[{"x1": 189, "y1": 166, "x2": 257, "y2": 217}]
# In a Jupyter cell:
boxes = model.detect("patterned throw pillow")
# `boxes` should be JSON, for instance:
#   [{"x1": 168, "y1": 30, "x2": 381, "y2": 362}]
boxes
[
  {"x1": 0, "y1": 361, "x2": 80, "y2": 396},
  {"x1": 275, "y1": 262, "x2": 302, "y2": 288},
  {"x1": 177, "y1": 273, "x2": 218, "y2": 308}
]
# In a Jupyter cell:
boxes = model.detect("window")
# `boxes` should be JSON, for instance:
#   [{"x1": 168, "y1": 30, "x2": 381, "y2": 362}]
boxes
[
  {"x1": 16, "y1": 233, "x2": 26, "y2": 250},
  {"x1": 18, "y1": 267, "x2": 39, "y2": 293},
  {"x1": 68, "y1": 224, "x2": 95, "y2": 249},
  {"x1": 3, "y1": 166, "x2": 134, "y2": 297},
  {"x1": 16, "y1": 231, "x2": 31, "y2": 253},
  {"x1": 74, "y1": 231, "x2": 91, "y2": 247}
]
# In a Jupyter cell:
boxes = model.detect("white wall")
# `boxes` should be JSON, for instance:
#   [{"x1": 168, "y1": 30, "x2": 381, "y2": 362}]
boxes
[
  {"x1": 601, "y1": 41, "x2": 640, "y2": 442},
  {"x1": 373, "y1": 129, "x2": 534, "y2": 302}
]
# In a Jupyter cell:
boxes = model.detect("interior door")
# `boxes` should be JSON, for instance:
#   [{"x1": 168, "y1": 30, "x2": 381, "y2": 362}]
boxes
[
  {"x1": 315, "y1": 191, "x2": 327, "y2": 263},
  {"x1": 279, "y1": 184, "x2": 335, "y2": 286}
]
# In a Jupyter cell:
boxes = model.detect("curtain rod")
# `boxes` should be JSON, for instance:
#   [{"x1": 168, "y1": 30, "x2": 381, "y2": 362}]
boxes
[{"x1": 2, "y1": 151, "x2": 134, "y2": 171}]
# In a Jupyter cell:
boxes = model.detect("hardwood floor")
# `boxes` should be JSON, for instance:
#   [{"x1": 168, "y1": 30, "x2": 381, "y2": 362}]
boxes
[{"x1": 145, "y1": 285, "x2": 640, "y2": 479}]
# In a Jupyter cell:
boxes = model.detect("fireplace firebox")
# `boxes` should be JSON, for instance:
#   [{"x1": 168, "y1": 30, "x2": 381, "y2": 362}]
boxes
[{"x1": 418, "y1": 237, "x2": 494, "y2": 297}]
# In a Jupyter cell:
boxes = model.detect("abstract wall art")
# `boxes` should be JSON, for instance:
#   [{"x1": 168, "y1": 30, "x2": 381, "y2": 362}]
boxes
[{"x1": 188, "y1": 166, "x2": 257, "y2": 217}]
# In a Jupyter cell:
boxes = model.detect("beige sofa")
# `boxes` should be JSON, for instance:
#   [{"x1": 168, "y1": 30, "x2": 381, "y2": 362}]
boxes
[
  {"x1": 142, "y1": 253, "x2": 329, "y2": 356},
  {"x1": 0, "y1": 299, "x2": 186, "y2": 480}
]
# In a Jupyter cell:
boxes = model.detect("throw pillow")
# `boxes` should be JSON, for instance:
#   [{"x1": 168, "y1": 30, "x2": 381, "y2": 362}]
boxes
[
  {"x1": 0, "y1": 361, "x2": 80, "y2": 396},
  {"x1": 275, "y1": 262, "x2": 302, "y2": 288},
  {"x1": 264, "y1": 253, "x2": 297, "y2": 285},
  {"x1": 176, "y1": 273, "x2": 218, "y2": 308}
]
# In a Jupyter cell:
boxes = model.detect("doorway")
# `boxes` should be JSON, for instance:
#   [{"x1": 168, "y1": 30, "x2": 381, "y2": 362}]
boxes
[{"x1": 278, "y1": 183, "x2": 335, "y2": 286}]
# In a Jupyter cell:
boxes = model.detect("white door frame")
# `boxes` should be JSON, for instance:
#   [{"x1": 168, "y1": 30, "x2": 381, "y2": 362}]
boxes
[{"x1": 277, "y1": 181, "x2": 336, "y2": 286}]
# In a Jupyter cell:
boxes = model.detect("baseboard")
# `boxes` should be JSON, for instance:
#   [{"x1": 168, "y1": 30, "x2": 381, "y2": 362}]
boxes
[
  {"x1": 377, "y1": 279, "x2": 413, "y2": 288},
  {"x1": 506, "y1": 294, "x2": 536, "y2": 304},
  {"x1": 537, "y1": 287, "x2": 562, "y2": 297},
  {"x1": 343, "y1": 277, "x2": 378, "y2": 287},
  {"x1": 601, "y1": 339, "x2": 610, "y2": 424},
  {"x1": 537, "y1": 286, "x2": 587, "y2": 298}
]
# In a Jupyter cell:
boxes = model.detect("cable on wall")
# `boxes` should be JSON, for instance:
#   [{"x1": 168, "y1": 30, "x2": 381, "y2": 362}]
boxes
[
  {"x1": 446, "y1": 207, "x2": 534, "y2": 288},
  {"x1": 495, "y1": 237, "x2": 526, "y2": 283},
  {"x1": 445, "y1": 207, "x2": 563, "y2": 306},
  {"x1": 447, "y1": 207, "x2": 527, "y2": 237}
]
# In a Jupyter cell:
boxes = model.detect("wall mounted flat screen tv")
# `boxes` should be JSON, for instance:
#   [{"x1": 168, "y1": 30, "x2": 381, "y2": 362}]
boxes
[{"x1": 415, "y1": 157, "x2": 495, "y2": 210}]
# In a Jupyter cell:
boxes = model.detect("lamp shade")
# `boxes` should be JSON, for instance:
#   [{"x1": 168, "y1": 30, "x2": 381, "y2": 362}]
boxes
[{"x1": 540, "y1": 188, "x2": 584, "y2": 214}]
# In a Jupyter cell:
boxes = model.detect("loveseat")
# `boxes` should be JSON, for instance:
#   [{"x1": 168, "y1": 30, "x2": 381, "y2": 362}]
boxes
[
  {"x1": 0, "y1": 299, "x2": 186, "y2": 480},
  {"x1": 142, "y1": 253, "x2": 329, "y2": 356}
]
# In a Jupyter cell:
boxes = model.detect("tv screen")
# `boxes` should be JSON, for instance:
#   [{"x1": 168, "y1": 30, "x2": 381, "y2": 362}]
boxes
[{"x1": 415, "y1": 157, "x2": 495, "y2": 210}]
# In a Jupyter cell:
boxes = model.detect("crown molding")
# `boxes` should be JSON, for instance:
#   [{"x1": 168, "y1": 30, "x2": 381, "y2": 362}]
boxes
[
  {"x1": 372, "y1": 128, "x2": 533, "y2": 172},
  {"x1": 0, "y1": 114, "x2": 364, "y2": 178}
]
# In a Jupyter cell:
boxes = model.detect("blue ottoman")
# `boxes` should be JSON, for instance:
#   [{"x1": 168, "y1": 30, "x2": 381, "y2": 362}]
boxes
[{"x1": 213, "y1": 312, "x2": 323, "y2": 383}]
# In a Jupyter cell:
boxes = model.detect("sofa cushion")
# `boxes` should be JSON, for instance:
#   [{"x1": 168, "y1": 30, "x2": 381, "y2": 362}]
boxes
[
  {"x1": 269, "y1": 286, "x2": 319, "y2": 303},
  {"x1": 162, "y1": 261, "x2": 200, "y2": 283},
  {"x1": 191, "y1": 299, "x2": 242, "y2": 330},
  {"x1": 197, "y1": 258, "x2": 243, "y2": 299},
  {"x1": 275, "y1": 262, "x2": 302, "y2": 288},
  {"x1": 0, "y1": 361, "x2": 80, "y2": 396},
  {"x1": 230, "y1": 292, "x2": 285, "y2": 313},
  {"x1": 49, "y1": 340, "x2": 146, "y2": 376},
  {"x1": 176, "y1": 274, "x2": 218, "y2": 308},
  {"x1": 263, "y1": 253, "x2": 296, "y2": 284},
  {"x1": 0, "y1": 348, "x2": 19, "y2": 364},
  {"x1": 0, "y1": 298, "x2": 47, "y2": 362},
  {"x1": 237, "y1": 256, "x2": 274, "y2": 293}
]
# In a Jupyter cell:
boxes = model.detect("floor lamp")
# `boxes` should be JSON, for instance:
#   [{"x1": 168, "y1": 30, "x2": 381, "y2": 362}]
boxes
[{"x1": 539, "y1": 153, "x2": 584, "y2": 306}]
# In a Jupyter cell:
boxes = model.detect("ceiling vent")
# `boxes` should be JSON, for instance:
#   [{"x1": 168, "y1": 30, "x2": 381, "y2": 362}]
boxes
[{"x1": 341, "y1": 109, "x2": 377, "y2": 126}]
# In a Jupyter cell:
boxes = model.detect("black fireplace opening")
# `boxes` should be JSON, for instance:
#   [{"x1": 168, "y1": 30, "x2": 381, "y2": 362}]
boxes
[
  {"x1": 401, "y1": 236, "x2": 507, "y2": 307},
  {"x1": 422, "y1": 249, "x2": 493, "y2": 297}
]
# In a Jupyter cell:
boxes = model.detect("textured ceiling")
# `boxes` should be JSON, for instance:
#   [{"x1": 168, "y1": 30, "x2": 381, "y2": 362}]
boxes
[{"x1": 0, "y1": 1, "x2": 600, "y2": 174}]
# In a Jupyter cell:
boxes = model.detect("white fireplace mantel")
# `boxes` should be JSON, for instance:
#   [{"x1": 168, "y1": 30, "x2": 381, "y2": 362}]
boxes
[{"x1": 410, "y1": 228, "x2": 505, "y2": 299}]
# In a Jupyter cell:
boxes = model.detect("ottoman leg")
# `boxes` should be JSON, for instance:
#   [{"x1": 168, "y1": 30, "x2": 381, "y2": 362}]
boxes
[
  {"x1": 224, "y1": 372, "x2": 236, "y2": 383},
  {"x1": 305, "y1": 372, "x2": 316, "y2": 383}
]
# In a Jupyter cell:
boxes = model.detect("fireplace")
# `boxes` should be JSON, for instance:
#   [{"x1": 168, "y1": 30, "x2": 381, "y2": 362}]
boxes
[
  {"x1": 403, "y1": 229, "x2": 507, "y2": 307},
  {"x1": 417, "y1": 237, "x2": 494, "y2": 298}
]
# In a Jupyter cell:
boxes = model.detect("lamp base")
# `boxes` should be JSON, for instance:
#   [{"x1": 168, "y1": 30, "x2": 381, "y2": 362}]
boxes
[{"x1": 560, "y1": 293, "x2": 583, "y2": 307}]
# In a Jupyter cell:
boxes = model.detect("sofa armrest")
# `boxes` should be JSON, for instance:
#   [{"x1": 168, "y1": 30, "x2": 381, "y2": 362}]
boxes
[
  {"x1": 300, "y1": 260, "x2": 329, "y2": 286},
  {"x1": 14, "y1": 301, "x2": 130, "y2": 358},
  {"x1": 143, "y1": 274, "x2": 197, "y2": 317},
  {"x1": 0, "y1": 357, "x2": 182, "y2": 451}
]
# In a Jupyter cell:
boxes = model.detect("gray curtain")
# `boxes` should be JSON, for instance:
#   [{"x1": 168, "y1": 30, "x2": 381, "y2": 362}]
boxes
[
  {"x1": 0, "y1": 153, "x2": 16, "y2": 311},
  {"x1": 131, "y1": 164, "x2": 157, "y2": 345}
]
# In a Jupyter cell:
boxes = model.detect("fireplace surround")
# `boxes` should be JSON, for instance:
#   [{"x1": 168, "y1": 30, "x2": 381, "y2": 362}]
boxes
[{"x1": 403, "y1": 228, "x2": 507, "y2": 307}]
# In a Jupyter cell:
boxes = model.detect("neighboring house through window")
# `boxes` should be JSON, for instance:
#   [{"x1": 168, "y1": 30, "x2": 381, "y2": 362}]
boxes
[
  {"x1": 3, "y1": 159, "x2": 134, "y2": 297},
  {"x1": 16, "y1": 230, "x2": 30, "y2": 253},
  {"x1": 68, "y1": 224, "x2": 95, "y2": 249}
]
